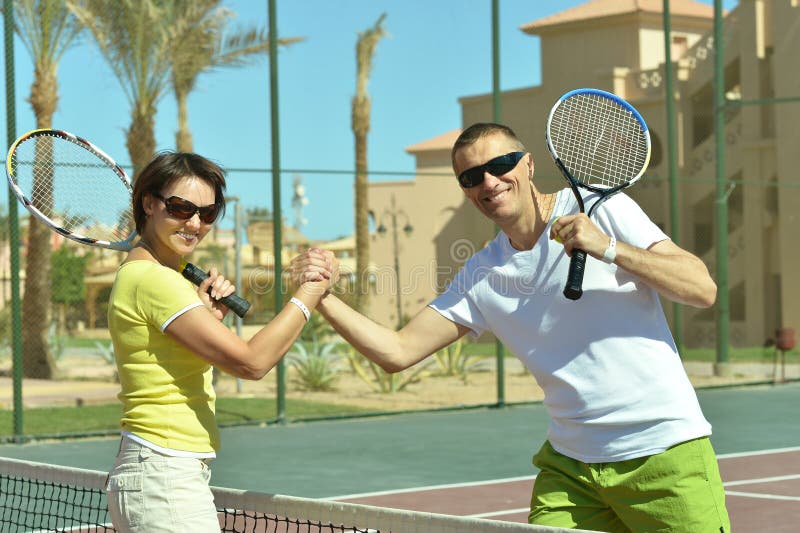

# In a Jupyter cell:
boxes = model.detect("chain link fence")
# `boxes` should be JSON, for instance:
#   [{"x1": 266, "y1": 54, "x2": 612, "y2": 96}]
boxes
[{"x1": 2, "y1": 0, "x2": 799, "y2": 441}]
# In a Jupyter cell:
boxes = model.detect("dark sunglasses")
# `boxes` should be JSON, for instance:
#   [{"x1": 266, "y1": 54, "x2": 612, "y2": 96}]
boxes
[
  {"x1": 152, "y1": 192, "x2": 222, "y2": 224},
  {"x1": 457, "y1": 151, "x2": 526, "y2": 188}
]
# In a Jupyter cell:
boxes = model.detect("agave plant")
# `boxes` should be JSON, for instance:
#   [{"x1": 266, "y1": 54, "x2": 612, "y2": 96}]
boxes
[
  {"x1": 287, "y1": 337, "x2": 343, "y2": 392},
  {"x1": 342, "y1": 344, "x2": 434, "y2": 394},
  {"x1": 432, "y1": 338, "x2": 489, "y2": 384}
]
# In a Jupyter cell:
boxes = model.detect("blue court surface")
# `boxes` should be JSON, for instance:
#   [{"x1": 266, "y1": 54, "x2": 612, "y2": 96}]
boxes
[{"x1": 1, "y1": 382, "x2": 798, "y2": 530}]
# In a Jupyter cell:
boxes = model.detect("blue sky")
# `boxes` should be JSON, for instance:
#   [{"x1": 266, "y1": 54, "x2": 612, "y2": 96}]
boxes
[{"x1": 2, "y1": 0, "x2": 736, "y2": 241}]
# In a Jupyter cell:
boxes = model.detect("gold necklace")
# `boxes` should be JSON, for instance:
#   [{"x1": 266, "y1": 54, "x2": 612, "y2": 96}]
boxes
[{"x1": 536, "y1": 192, "x2": 557, "y2": 224}]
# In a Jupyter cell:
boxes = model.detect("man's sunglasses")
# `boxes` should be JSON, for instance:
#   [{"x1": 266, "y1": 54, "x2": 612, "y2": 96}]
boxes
[
  {"x1": 457, "y1": 151, "x2": 526, "y2": 188},
  {"x1": 152, "y1": 192, "x2": 222, "y2": 224}
]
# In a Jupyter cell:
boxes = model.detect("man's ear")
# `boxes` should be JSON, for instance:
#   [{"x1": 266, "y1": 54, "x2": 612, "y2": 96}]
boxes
[{"x1": 528, "y1": 154, "x2": 535, "y2": 180}]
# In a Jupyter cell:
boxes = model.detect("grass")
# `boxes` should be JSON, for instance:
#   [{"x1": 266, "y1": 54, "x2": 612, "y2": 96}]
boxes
[
  {"x1": 680, "y1": 346, "x2": 793, "y2": 363},
  {"x1": 462, "y1": 342, "x2": 798, "y2": 363},
  {"x1": 3, "y1": 340, "x2": 795, "y2": 440},
  {"x1": 57, "y1": 336, "x2": 109, "y2": 350},
  {"x1": 0, "y1": 397, "x2": 371, "y2": 439}
]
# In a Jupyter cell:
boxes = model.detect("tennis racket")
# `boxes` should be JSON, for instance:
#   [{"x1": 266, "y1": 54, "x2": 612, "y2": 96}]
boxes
[
  {"x1": 5, "y1": 128, "x2": 251, "y2": 318},
  {"x1": 545, "y1": 88, "x2": 651, "y2": 301}
]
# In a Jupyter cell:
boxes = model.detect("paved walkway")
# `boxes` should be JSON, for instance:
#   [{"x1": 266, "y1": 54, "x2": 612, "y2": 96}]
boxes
[
  {"x1": 0, "y1": 377, "x2": 121, "y2": 409},
  {"x1": 1, "y1": 361, "x2": 797, "y2": 410}
]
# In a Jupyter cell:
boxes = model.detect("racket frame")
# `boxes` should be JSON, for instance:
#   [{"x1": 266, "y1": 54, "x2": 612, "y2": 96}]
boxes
[
  {"x1": 6, "y1": 128, "x2": 251, "y2": 317},
  {"x1": 545, "y1": 88, "x2": 651, "y2": 300},
  {"x1": 6, "y1": 128, "x2": 137, "y2": 252}
]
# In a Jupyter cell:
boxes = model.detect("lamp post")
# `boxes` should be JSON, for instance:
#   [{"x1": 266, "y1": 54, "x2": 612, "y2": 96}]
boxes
[
  {"x1": 224, "y1": 196, "x2": 244, "y2": 392},
  {"x1": 376, "y1": 194, "x2": 413, "y2": 329},
  {"x1": 291, "y1": 174, "x2": 309, "y2": 231}
]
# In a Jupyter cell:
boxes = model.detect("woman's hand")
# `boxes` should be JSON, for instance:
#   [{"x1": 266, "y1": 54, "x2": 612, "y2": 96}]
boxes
[
  {"x1": 289, "y1": 248, "x2": 338, "y2": 290},
  {"x1": 197, "y1": 267, "x2": 237, "y2": 320}
]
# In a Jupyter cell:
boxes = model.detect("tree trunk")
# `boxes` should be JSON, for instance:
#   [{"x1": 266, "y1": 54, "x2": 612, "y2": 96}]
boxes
[
  {"x1": 175, "y1": 90, "x2": 193, "y2": 152},
  {"x1": 21, "y1": 65, "x2": 59, "y2": 379},
  {"x1": 21, "y1": 220, "x2": 56, "y2": 378},
  {"x1": 353, "y1": 96, "x2": 371, "y2": 313},
  {"x1": 126, "y1": 105, "x2": 157, "y2": 181},
  {"x1": 350, "y1": 15, "x2": 385, "y2": 313}
]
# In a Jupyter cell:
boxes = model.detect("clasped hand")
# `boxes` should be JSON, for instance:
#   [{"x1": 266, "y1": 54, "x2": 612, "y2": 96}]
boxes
[{"x1": 289, "y1": 247, "x2": 339, "y2": 291}]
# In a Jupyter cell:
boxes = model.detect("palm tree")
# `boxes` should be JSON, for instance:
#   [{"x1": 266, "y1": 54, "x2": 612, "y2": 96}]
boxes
[
  {"x1": 351, "y1": 13, "x2": 386, "y2": 313},
  {"x1": 66, "y1": 0, "x2": 174, "y2": 179},
  {"x1": 166, "y1": 0, "x2": 302, "y2": 152},
  {"x1": 10, "y1": 0, "x2": 83, "y2": 378}
]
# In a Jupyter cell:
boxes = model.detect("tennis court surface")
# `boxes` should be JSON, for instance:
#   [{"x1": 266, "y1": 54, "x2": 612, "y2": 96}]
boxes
[{"x1": 1, "y1": 382, "x2": 798, "y2": 531}]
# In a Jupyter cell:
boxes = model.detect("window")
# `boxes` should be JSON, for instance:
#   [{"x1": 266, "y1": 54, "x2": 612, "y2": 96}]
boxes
[{"x1": 671, "y1": 36, "x2": 688, "y2": 59}]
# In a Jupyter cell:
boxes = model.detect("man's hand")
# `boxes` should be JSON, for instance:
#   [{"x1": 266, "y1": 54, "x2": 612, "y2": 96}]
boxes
[
  {"x1": 550, "y1": 213, "x2": 612, "y2": 260},
  {"x1": 290, "y1": 248, "x2": 339, "y2": 291}
]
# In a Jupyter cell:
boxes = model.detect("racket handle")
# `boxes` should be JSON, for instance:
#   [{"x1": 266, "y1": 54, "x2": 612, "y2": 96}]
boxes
[
  {"x1": 181, "y1": 262, "x2": 251, "y2": 318},
  {"x1": 563, "y1": 250, "x2": 587, "y2": 301}
]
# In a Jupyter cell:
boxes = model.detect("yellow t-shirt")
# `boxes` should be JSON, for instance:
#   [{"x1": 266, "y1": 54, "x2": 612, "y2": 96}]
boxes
[{"x1": 107, "y1": 261, "x2": 220, "y2": 452}]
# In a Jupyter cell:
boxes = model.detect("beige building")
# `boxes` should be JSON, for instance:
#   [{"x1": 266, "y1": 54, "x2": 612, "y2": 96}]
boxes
[
  {"x1": 367, "y1": 0, "x2": 800, "y2": 348},
  {"x1": 368, "y1": 130, "x2": 495, "y2": 327}
]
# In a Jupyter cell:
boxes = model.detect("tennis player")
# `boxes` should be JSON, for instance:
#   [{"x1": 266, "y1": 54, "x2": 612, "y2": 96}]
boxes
[
  {"x1": 292, "y1": 123, "x2": 730, "y2": 532},
  {"x1": 105, "y1": 152, "x2": 335, "y2": 532}
]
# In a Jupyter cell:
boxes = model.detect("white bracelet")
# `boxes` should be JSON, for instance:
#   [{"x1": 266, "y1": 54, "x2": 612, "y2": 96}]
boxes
[
  {"x1": 289, "y1": 297, "x2": 310, "y2": 322},
  {"x1": 602, "y1": 236, "x2": 617, "y2": 264}
]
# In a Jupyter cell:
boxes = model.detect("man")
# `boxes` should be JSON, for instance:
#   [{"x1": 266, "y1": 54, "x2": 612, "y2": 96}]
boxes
[{"x1": 292, "y1": 123, "x2": 730, "y2": 532}]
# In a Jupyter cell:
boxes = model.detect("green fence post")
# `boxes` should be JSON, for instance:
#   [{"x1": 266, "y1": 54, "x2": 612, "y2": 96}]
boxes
[
  {"x1": 713, "y1": 0, "x2": 730, "y2": 376},
  {"x1": 268, "y1": 0, "x2": 286, "y2": 423},
  {"x1": 663, "y1": 0, "x2": 683, "y2": 354},
  {"x1": 491, "y1": 0, "x2": 506, "y2": 408},
  {"x1": 4, "y1": 0, "x2": 24, "y2": 441}
]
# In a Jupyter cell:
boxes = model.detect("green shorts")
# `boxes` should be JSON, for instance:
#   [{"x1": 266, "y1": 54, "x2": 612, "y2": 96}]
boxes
[{"x1": 529, "y1": 437, "x2": 730, "y2": 532}]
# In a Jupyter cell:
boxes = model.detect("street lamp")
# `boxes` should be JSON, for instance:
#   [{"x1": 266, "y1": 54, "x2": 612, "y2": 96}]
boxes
[
  {"x1": 224, "y1": 196, "x2": 244, "y2": 392},
  {"x1": 291, "y1": 174, "x2": 309, "y2": 231},
  {"x1": 376, "y1": 194, "x2": 413, "y2": 328}
]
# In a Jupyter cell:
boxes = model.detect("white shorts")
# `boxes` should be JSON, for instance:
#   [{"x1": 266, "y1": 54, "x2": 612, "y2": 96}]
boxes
[{"x1": 105, "y1": 436, "x2": 220, "y2": 532}]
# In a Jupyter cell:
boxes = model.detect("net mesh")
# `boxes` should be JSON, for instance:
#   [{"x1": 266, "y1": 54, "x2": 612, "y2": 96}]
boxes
[
  {"x1": 548, "y1": 92, "x2": 650, "y2": 188},
  {"x1": 0, "y1": 457, "x2": 581, "y2": 533},
  {"x1": 9, "y1": 131, "x2": 134, "y2": 244}
]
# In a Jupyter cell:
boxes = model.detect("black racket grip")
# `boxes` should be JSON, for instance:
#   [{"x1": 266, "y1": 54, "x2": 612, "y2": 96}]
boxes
[
  {"x1": 181, "y1": 262, "x2": 251, "y2": 318},
  {"x1": 563, "y1": 250, "x2": 587, "y2": 301}
]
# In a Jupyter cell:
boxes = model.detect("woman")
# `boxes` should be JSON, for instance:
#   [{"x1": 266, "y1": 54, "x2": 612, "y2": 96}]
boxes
[{"x1": 105, "y1": 152, "x2": 335, "y2": 532}]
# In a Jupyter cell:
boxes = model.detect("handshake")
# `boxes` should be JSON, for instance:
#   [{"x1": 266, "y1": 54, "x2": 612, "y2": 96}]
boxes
[{"x1": 289, "y1": 247, "x2": 340, "y2": 293}]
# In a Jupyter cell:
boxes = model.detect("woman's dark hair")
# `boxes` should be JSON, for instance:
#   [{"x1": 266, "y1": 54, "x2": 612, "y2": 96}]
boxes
[{"x1": 132, "y1": 151, "x2": 227, "y2": 233}]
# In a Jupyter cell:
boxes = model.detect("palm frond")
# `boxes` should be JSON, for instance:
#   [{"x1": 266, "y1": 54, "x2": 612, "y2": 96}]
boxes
[
  {"x1": 13, "y1": 0, "x2": 83, "y2": 68},
  {"x1": 66, "y1": 0, "x2": 173, "y2": 107}
]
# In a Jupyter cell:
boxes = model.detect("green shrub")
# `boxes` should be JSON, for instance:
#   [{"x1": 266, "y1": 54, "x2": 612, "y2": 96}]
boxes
[
  {"x1": 288, "y1": 338, "x2": 343, "y2": 392},
  {"x1": 432, "y1": 338, "x2": 488, "y2": 383},
  {"x1": 342, "y1": 344, "x2": 434, "y2": 394}
]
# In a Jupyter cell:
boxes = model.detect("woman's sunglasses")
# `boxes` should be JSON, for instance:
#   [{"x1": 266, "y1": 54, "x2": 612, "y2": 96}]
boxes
[
  {"x1": 152, "y1": 192, "x2": 222, "y2": 224},
  {"x1": 457, "y1": 151, "x2": 526, "y2": 188}
]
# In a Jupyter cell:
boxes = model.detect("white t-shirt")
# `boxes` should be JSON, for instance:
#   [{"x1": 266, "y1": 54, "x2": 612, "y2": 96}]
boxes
[{"x1": 429, "y1": 189, "x2": 711, "y2": 462}]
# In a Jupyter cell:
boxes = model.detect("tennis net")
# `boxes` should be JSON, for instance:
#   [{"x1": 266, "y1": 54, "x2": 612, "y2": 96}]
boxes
[{"x1": 0, "y1": 457, "x2": 584, "y2": 532}]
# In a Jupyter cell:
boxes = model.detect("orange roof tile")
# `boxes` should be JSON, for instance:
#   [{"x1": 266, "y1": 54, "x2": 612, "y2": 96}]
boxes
[
  {"x1": 521, "y1": 0, "x2": 714, "y2": 33},
  {"x1": 405, "y1": 129, "x2": 462, "y2": 154}
]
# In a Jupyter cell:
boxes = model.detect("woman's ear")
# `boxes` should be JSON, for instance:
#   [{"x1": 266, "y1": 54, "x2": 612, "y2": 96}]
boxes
[{"x1": 142, "y1": 192, "x2": 155, "y2": 217}]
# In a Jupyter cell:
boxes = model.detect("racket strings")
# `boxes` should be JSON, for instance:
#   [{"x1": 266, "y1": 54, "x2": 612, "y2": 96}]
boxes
[
  {"x1": 11, "y1": 133, "x2": 134, "y2": 243},
  {"x1": 550, "y1": 93, "x2": 649, "y2": 187}
]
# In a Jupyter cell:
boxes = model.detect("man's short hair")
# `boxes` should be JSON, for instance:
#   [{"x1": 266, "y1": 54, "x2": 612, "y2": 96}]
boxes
[{"x1": 451, "y1": 123, "x2": 527, "y2": 168}]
